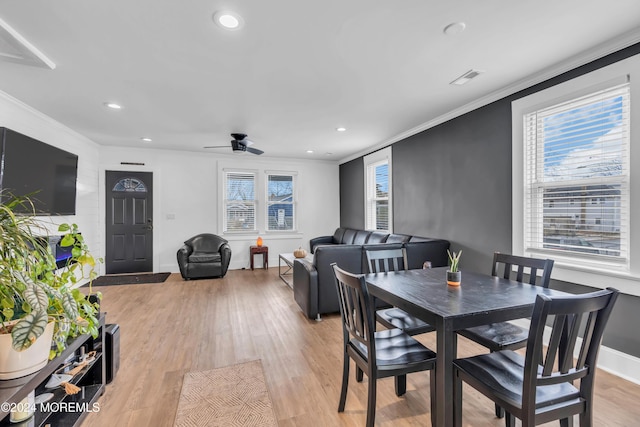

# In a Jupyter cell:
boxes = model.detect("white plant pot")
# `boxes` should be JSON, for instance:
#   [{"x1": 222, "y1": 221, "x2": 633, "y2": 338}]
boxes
[{"x1": 0, "y1": 321, "x2": 55, "y2": 380}]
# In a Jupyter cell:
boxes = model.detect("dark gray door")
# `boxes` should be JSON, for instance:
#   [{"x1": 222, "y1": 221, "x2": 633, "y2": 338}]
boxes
[{"x1": 105, "y1": 171, "x2": 153, "y2": 274}]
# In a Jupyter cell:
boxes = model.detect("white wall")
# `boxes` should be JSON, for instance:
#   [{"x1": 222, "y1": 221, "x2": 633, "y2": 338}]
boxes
[
  {"x1": 0, "y1": 91, "x2": 103, "y2": 276},
  {"x1": 99, "y1": 147, "x2": 340, "y2": 272},
  {"x1": 1, "y1": 89, "x2": 340, "y2": 276}
]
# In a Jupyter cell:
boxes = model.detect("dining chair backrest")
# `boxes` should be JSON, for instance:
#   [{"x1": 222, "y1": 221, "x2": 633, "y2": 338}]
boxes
[
  {"x1": 332, "y1": 263, "x2": 376, "y2": 355},
  {"x1": 491, "y1": 252, "x2": 554, "y2": 288},
  {"x1": 365, "y1": 247, "x2": 407, "y2": 274},
  {"x1": 522, "y1": 287, "x2": 619, "y2": 420}
]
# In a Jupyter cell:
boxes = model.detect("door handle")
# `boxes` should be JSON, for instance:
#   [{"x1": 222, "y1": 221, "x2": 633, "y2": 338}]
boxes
[{"x1": 144, "y1": 218, "x2": 153, "y2": 231}]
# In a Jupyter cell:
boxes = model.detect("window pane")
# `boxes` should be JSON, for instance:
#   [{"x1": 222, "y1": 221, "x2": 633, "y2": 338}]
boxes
[
  {"x1": 541, "y1": 184, "x2": 622, "y2": 257},
  {"x1": 267, "y1": 174, "x2": 294, "y2": 231},
  {"x1": 225, "y1": 172, "x2": 256, "y2": 232},
  {"x1": 375, "y1": 164, "x2": 388, "y2": 198},
  {"x1": 375, "y1": 200, "x2": 388, "y2": 230}
]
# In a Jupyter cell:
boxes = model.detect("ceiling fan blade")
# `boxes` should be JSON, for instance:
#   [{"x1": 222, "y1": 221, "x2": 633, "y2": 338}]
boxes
[
  {"x1": 203, "y1": 145, "x2": 229, "y2": 149},
  {"x1": 247, "y1": 147, "x2": 264, "y2": 155}
]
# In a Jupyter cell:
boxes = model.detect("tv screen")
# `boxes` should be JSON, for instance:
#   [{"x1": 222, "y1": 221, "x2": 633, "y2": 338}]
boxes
[{"x1": 0, "y1": 127, "x2": 78, "y2": 215}]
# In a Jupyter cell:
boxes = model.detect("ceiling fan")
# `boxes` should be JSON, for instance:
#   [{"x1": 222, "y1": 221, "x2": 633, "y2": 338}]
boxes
[{"x1": 204, "y1": 133, "x2": 264, "y2": 155}]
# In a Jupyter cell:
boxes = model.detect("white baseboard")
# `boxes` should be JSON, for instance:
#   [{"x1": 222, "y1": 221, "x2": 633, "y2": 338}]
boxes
[{"x1": 511, "y1": 319, "x2": 640, "y2": 385}]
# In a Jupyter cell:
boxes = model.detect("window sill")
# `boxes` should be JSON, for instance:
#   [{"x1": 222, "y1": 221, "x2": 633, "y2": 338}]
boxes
[{"x1": 529, "y1": 254, "x2": 640, "y2": 297}]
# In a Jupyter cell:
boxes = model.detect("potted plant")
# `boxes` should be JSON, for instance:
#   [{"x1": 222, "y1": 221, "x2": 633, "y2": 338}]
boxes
[
  {"x1": 0, "y1": 193, "x2": 101, "y2": 379},
  {"x1": 446, "y1": 249, "x2": 462, "y2": 286}
]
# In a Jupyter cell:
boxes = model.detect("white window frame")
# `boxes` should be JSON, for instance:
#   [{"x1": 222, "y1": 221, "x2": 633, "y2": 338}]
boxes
[
  {"x1": 265, "y1": 170, "x2": 297, "y2": 232},
  {"x1": 364, "y1": 147, "x2": 392, "y2": 232},
  {"x1": 222, "y1": 169, "x2": 257, "y2": 234},
  {"x1": 513, "y1": 54, "x2": 640, "y2": 297}
]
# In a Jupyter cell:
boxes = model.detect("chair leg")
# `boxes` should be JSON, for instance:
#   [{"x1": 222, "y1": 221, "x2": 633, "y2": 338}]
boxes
[
  {"x1": 394, "y1": 374, "x2": 406, "y2": 397},
  {"x1": 562, "y1": 414, "x2": 576, "y2": 427},
  {"x1": 430, "y1": 370, "x2": 436, "y2": 427},
  {"x1": 453, "y1": 369, "x2": 462, "y2": 427},
  {"x1": 496, "y1": 403, "x2": 505, "y2": 418},
  {"x1": 366, "y1": 373, "x2": 377, "y2": 427},
  {"x1": 356, "y1": 366, "x2": 363, "y2": 382},
  {"x1": 338, "y1": 351, "x2": 350, "y2": 412},
  {"x1": 505, "y1": 413, "x2": 516, "y2": 427}
]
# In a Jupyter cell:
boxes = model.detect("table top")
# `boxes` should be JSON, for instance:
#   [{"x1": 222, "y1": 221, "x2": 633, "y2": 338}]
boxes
[
  {"x1": 279, "y1": 252, "x2": 312, "y2": 264},
  {"x1": 250, "y1": 245, "x2": 268, "y2": 251},
  {"x1": 364, "y1": 267, "x2": 566, "y2": 326}
]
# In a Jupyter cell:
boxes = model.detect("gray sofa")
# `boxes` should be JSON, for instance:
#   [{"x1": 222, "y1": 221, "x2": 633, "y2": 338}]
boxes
[{"x1": 293, "y1": 227, "x2": 450, "y2": 319}]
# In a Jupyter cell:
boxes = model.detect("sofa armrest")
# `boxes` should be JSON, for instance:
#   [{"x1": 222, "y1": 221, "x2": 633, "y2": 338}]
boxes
[
  {"x1": 310, "y1": 235, "x2": 334, "y2": 253},
  {"x1": 293, "y1": 258, "x2": 319, "y2": 319},
  {"x1": 220, "y1": 243, "x2": 232, "y2": 277},
  {"x1": 176, "y1": 245, "x2": 192, "y2": 279}
]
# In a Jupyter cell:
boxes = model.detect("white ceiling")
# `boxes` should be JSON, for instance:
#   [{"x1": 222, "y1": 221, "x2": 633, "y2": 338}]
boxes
[{"x1": 1, "y1": 1, "x2": 639, "y2": 162}]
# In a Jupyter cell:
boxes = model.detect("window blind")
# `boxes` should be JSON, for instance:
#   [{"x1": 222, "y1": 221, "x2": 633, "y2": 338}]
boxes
[
  {"x1": 224, "y1": 172, "x2": 256, "y2": 232},
  {"x1": 524, "y1": 82, "x2": 630, "y2": 260}
]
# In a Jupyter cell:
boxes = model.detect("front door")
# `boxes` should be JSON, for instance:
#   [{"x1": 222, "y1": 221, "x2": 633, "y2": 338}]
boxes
[{"x1": 105, "y1": 171, "x2": 153, "y2": 274}]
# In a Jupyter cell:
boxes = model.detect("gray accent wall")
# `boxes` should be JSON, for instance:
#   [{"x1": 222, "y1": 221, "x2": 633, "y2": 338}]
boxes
[{"x1": 339, "y1": 43, "x2": 640, "y2": 357}]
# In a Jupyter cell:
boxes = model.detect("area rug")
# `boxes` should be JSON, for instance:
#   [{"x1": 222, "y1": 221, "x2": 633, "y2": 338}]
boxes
[
  {"x1": 174, "y1": 360, "x2": 278, "y2": 427},
  {"x1": 89, "y1": 272, "x2": 171, "y2": 286}
]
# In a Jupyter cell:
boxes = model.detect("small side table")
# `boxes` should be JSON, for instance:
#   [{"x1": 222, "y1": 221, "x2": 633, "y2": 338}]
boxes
[{"x1": 250, "y1": 245, "x2": 268, "y2": 270}]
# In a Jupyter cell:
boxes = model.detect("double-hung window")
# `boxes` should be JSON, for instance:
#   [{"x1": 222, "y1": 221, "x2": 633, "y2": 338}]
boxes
[
  {"x1": 223, "y1": 171, "x2": 256, "y2": 233},
  {"x1": 266, "y1": 172, "x2": 296, "y2": 231},
  {"x1": 513, "y1": 55, "x2": 639, "y2": 295},
  {"x1": 364, "y1": 147, "x2": 391, "y2": 232},
  {"x1": 524, "y1": 82, "x2": 630, "y2": 262}
]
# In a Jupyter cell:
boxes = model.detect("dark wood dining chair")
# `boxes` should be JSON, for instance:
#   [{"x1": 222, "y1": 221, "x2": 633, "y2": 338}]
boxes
[
  {"x1": 456, "y1": 252, "x2": 554, "y2": 418},
  {"x1": 366, "y1": 247, "x2": 436, "y2": 336},
  {"x1": 453, "y1": 287, "x2": 619, "y2": 427},
  {"x1": 331, "y1": 263, "x2": 437, "y2": 427}
]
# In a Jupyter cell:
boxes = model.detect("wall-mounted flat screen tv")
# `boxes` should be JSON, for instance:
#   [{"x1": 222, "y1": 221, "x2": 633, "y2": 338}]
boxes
[{"x1": 0, "y1": 127, "x2": 78, "y2": 215}]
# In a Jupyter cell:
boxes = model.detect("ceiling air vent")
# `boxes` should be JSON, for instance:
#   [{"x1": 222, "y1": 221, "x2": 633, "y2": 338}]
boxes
[{"x1": 450, "y1": 69, "x2": 483, "y2": 86}]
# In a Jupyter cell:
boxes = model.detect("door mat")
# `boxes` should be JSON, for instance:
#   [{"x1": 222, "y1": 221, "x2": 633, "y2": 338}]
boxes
[
  {"x1": 89, "y1": 272, "x2": 171, "y2": 286},
  {"x1": 174, "y1": 360, "x2": 278, "y2": 427}
]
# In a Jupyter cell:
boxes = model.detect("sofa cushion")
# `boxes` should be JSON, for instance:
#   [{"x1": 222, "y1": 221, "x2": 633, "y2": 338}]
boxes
[
  {"x1": 366, "y1": 231, "x2": 389, "y2": 244},
  {"x1": 352, "y1": 230, "x2": 372, "y2": 245},
  {"x1": 341, "y1": 229, "x2": 357, "y2": 244},
  {"x1": 332, "y1": 227, "x2": 347, "y2": 244},
  {"x1": 386, "y1": 233, "x2": 411, "y2": 243},
  {"x1": 188, "y1": 252, "x2": 221, "y2": 263}
]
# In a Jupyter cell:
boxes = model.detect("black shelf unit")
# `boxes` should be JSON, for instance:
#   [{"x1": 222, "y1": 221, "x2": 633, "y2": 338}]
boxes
[{"x1": 0, "y1": 314, "x2": 106, "y2": 427}]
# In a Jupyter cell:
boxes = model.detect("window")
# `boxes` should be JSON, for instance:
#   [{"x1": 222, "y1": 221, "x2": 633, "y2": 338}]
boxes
[
  {"x1": 266, "y1": 172, "x2": 296, "y2": 231},
  {"x1": 223, "y1": 171, "x2": 256, "y2": 232},
  {"x1": 513, "y1": 54, "x2": 640, "y2": 296},
  {"x1": 524, "y1": 82, "x2": 630, "y2": 261},
  {"x1": 364, "y1": 147, "x2": 392, "y2": 232}
]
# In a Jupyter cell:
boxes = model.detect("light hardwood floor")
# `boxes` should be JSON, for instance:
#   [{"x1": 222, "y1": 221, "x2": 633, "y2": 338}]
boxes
[{"x1": 83, "y1": 268, "x2": 640, "y2": 426}]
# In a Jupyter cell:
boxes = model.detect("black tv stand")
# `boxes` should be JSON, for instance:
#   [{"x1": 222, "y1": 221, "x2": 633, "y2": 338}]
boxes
[{"x1": 0, "y1": 314, "x2": 106, "y2": 427}]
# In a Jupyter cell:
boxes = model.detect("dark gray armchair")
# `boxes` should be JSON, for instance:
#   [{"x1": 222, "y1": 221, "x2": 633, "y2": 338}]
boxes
[{"x1": 177, "y1": 233, "x2": 231, "y2": 279}]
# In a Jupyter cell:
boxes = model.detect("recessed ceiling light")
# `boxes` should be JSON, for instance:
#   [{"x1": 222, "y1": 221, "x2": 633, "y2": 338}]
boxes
[
  {"x1": 326, "y1": 152, "x2": 333, "y2": 156},
  {"x1": 104, "y1": 102, "x2": 122, "y2": 109},
  {"x1": 306, "y1": 150, "x2": 314, "y2": 154},
  {"x1": 213, "y1": 11, "x2": 244, "y2": 30},
  {"x1": 443, "y1": 22, "x2": 466, "y2": 35},
  {"x1": 336, "y1": 127, "x2": 346, "y2": 132},
  {"x1": 141, "y1": 137, "x2": 152, "y2": 143}
]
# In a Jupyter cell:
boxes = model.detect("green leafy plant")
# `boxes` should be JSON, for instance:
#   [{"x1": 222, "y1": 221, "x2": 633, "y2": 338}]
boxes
[
  {"x1": 447, "y1": 249, "x2": 462, "y2": 273},
  {"x1": 0, "y1": 192, "x2": 102, "y2": 358}
]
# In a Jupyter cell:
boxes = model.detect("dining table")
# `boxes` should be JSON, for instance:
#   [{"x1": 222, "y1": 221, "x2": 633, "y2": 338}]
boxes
[{"x1": 364, "y1": 266, "x2": 569, "y2": 427}]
